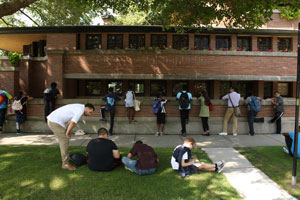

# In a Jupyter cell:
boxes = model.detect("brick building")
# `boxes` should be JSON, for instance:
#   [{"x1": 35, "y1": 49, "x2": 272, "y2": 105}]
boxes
[{"x1": 0, "y1": 12, "x2": 299, "y2": 134}]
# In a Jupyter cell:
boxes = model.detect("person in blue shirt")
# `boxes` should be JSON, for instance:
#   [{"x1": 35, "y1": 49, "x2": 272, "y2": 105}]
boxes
[
  {"x1": 282, "y1": 127, "x2": 300, "y2": 159},
  {"x1": 100, "y1": 87, "x2": 121, "y2": 136},
  {"x1": 176, "y1": 85, "x2": 192, "y2": 137}
]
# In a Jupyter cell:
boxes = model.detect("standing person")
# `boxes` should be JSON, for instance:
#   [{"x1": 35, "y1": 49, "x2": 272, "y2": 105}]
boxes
[
  {"x1": 14, "y1": 91, "x2": 34, "y2": 135},
  {"x1": 86, "y1": 128, "x2": 121, "y2": 171},
  {"x1": 282, "y1": 127, "x2": 300, "y2": 158},
  {"x1": 43, "y1": 82, "x2": 60, "y2": 122},
  {"x1": 122, "y1": 140, "x2": 159, "y2": 175},
  {"x1": 125, "y1": 85, "x2": 136, "y2": 123},
  {"x1": 0, "y1": 89, "x2": 12, "y2": 134},
  {"x1": 268, "y1": 91, "x2": 284, "y2": 134},
  {"x1": 176, "y1": 85, "x2": 192, "y2": 137},
  {"x1": 171, "y1": 137, "x2": 225, "y2": 178},
  {"x1": 199, "y1": 91, "x2": 210, "y2": 136},
  {"x1": 47, "y1": 103, "x2": 95, "y2": 170},
  {"x1": 245, "y1": 92, "x2": 264, "y2": 136},
  {"x1": 218, "y1": 86, "x2": 241, "y2": 136},
  {"x1": 100, "y1": 87, "x2": 121, "y2": 136},
  {"x1": 155, "y1": 93, "x2": 167, "y2": 136}
]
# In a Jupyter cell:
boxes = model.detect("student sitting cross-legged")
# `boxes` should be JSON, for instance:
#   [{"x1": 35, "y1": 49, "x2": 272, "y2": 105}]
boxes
[
  {"x1": 171, "y1": 137, "x2": 225, "y2": 178},
  {"x1": 122, "y1": 140, "x2": 159, "y2": 175}
]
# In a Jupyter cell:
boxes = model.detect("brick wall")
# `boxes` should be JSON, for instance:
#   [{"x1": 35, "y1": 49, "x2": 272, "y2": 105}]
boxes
[
  {"x1": 47, "y1": 34, "x2": 76, "y2": 50},
  {"x1": 0, "y1": 71, "x2": 18, "y2": 96}
]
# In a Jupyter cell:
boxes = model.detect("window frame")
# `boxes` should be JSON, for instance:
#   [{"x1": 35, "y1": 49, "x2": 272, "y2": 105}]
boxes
[
  {"x1": 151, "y1": 34, "x2": 167, "y2": 49},
  {"x1": 278, "y1": 37, "x2": 292, "y2": 52},
  {"x1": 237, "y1": 36, "x2": 252, "y2": 51},
  {"x1": 194, "y1": 35, "x2": 210, "y2": 50},
  {"x1": 107, "y1": 34, "x2": 123, "y2": 49},
  {"x1": 107, "y1": 80, "x2": 123, "y2": 96},
  {"x1": 257, "y1": 37, "x2": 272, "y2": 51},
  {"x1": 150, "y1": 80, "x2": 167, "y2": 96},
  {"x1": 129, "y1": 34, "x2": 145, "y2": 49},
  {"x1": 216, "y1": 36, "x2": 231, "y2": 50},
  {"x1": 172, "y1": 35, "x2": 189, "y2": 50},
  {"x1": 86, "y1": 34, "x2": 102, "y2": 50},
  {"x1": 128, "y1": 80, "x2": 145, "y2": 96}
]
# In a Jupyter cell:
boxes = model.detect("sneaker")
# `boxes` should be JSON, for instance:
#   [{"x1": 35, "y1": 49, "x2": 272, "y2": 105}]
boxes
[
  {"x1": 249, "y1": 133, "x2": 254, "y2": 136},
  {"x1": 233, "y1": 133, "x2": 238, "y2": 136},
  {"x1": 75, "y1": 130, "x2": 85, "y2": 136},
  {"x1": 216, "y1": 161, "x2": 225, "y2": 173},
  {"x1": 99, "y1": 118, "x2": 107, "y2": 122},
  {"x1": 181, "y1": 132, "x2": 187, "y2": 137},
  {"x1": 283, "y1": 147, "x2": 289, "y2": 155},
  {"x1": 16, "y1": 132, "x2": 23, "y2": 136},
  {"x1": 159, "y1": 132, "x2": 164, "y2": 136},
  {"x1": 155, "y1": 132, "x2": 160, "y2": 136},
  {"x1": 218, "y1": 132, "x2": 228, "y2": 136}
]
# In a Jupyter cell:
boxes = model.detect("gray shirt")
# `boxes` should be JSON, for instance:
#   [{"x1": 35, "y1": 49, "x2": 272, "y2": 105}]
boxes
[{"x1": 274, "y1": 96, "x2": 284, "y2": 112}]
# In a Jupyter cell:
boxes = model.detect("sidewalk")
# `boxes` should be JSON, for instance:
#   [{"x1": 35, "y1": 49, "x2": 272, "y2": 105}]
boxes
[{"x1": 0, "y1": 133, "x2": 296, "y2": 200}]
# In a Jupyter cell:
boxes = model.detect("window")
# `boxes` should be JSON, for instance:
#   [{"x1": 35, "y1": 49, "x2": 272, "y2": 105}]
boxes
[
  {"x1": 257, "y1": 37, "x2": 272, "y2": 51},
  {"x1": 172, "y1": 35, "x2": 189, "y2": 50},
  {"x1": 194, "y1": 81, "x2": 208, "y2": 97},
  {"x1": 107, "y1": 34, "x2": 123, "y2": 49},
  {"x1": 237, "y1": 36, "x2": 252, "y2": 51},
  {"x1": 216, "y1": 36, "x2": 231, "y2": 50},
  {"x1": 107, "y1": 81, "x2": 123, "y2": 96},
  {"x1": 150, "y1": 80, "x2": 166, "y2": 96},
  {"x1": 86, "y1": 80, "x2": 102, "y2": 96},
  {"x1": 172, "y1": 81, "x2": 189, "y2": 96},
  {"x1": 219, "y1": 81, "x2": 231, "y2": 99},
  {"x1": 278, "y1": 38, "x2": 292, "y2": 52},
  {"x1": 129, "y1": 34, "x2": 145, "y2": 49},
  {"x1": 264, "y1": 82, "x2": 273, "y2": 99},
  {"x1": 86, "y1": 34, "x2": 101, "y2": 50},
  {"x1": 278, "y1": 82, "x2": 291, "y2": 97},
  {"x1": 194, "y1": 35, "x2": 210, "y2": 50},
  {"x1": 151, "y1": 34, "x2": 167, "y2": 49},
  {"x1": 128, "y1": 80, "x2": 145, "y2": 96}
]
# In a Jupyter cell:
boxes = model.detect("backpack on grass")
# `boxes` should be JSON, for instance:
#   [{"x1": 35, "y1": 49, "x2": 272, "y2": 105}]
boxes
[
  {"x1": 250, "y1": 96, "x2": 262, "y2": 112},
  {"x1": 152, "y1": 99, "x2": 161, "y2": 115},
  {"x1": 179, "y1": 93, "x2": 190, "y2": 109},
  {"x1": 69, "y1": 153, "x2": 87, "y2": 166}
]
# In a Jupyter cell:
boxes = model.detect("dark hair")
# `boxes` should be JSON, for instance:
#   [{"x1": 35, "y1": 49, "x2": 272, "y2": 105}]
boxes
[
  {"x1": 274, "y1": 91, "x2": 280, "y2": 95},
  {"x1": 50, "y1": 82, "x2": 57, "y2": 89},
  {"x1": 135, "y1": 140, "x2": 143, "y2": 145},
  {"x1": 182, "y1": 85, "x2": 187, "y2": 91},
  {"x1": 246, "y1": 91, "x2": 253, "y2": 98},
  {"x1": 97, "y1": 127, "x2": 108, "y2": 136},
  {"x1": 108, "y1": 87, "x2": 114, "y2": 93},
  {"x1": 128, "y1": 85, "x2": 133, "y2": 90},
  {"x1": 230, "y1": 86, "x2": 237, "y2": 92},
  {"x1": 85, "y1": 103, "x2": 95, "y2": 111},
  {"x1": 16, "y1": 91, "x2": 23, "y2": 100},
  {"x1": 156, "y1": 93, "x2": 162, "y2": 99},
  {"x1": 201, "y1": 91, "x2": 211, "y2": 106}
]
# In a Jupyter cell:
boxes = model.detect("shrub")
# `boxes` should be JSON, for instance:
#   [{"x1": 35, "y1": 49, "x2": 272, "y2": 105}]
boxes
[{"x1": 8, "y1": 52, "x2": 22, "y2": 66}]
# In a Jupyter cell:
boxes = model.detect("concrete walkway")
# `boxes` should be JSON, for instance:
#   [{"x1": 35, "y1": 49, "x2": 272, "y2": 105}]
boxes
[{"x1": 0, "y1": 133, "x2": 297, "y2": 200}]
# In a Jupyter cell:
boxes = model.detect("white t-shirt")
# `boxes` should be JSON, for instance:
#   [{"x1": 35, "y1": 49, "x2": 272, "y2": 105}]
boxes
[
  {"x1": 47, "y1": 104, "x2": 85, "y2": 129},
  {"x1": 125, "y1": 91, "x2": 134, "y2": 107},
  {"x1": 171, "y1": 145, "x2": 188, "y2": 170}
]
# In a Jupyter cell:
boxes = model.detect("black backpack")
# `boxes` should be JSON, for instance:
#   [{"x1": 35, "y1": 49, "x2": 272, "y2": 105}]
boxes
[
  {"x1": 69, "y1": 153, "x2": 87, "y2": 166},
  {"x1": 179, "y1": 92, "x2": 190, "y2": 109}
]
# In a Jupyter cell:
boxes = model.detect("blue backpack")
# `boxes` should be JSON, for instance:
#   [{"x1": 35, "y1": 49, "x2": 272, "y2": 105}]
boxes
[
  {"x1": 152, "y1": 99, "x2": 161, "y2": 115},
  {"x1": 250, "y1": 96, "x2": 262, "y2": 112}
]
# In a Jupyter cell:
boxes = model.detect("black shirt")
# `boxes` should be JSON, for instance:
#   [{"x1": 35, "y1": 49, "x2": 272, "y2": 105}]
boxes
[
  {"x1": 86, "y1": 138, "x2": 118, "y2": 171},
  {"x1": 44, "y1": 88, "x2": 60, "y2": 101}
]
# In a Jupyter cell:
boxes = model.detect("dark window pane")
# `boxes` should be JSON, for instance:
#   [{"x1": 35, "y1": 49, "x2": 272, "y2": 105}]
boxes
[
  {"x1": 150, "y1": 80, "x2": 166, "y2": 96},
  {"x1": 194, "y1": 81, "x2": 208, "y2": 97},
  {"x1": 216, "y1": 36, "x2": 231, "y2": 50},
  {"x1": 278, "y1": 38, "x2": 292, "y2": 51},
  {"x1": 128, "y1": 80, "x2": 145, "y2": 96},
  {"x1": 108, "y1": 81, "x2": 123, "y2": 96},
  {"x1": 194, "y1": 35, "x2": 210, "y2": 50},
  {"x1": 264, "y1": 82, "x2": 273, "y2": 99},
  {"x1": 257, "y1": 37, "x2": 272, "y2": 51},
  {"x1": 107, "y1": 34, "x2": 123, "y2": 49},
  {"x1": 86, "y1": 34, "x2": 101, "y2": 50},
  {"x1": 86, "y1": 81, "x2": 101, "y2": 96},
  {"x1": 129, "y1": 34, "x2": 145, "y2": 49},
  {"x1": 237, "y1": 36, "x2": 252, "y2": 51},
  {"x1": 172, "y1": 81, "x2": 189, "y2": 96},
  {"x1": 172, "y1": 35, "x2": 189, "y2": 50},
  {"x1": 220, "y1": 81, "x2": 231, "y2": 99},
  {"x1": 151, "y1": 34, "x2": 167, "y2": 49}
]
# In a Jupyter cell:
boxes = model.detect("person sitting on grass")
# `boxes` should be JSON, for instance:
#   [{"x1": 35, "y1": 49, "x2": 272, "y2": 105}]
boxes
[
  {"x1": 171, "y1": 137, "x2": 225, "y2": 178},
  {"x1": 86, "y1": 128, "x2": 121, "y2": 171},
  {"x1": 122, "y1": 140, "x2": 159, "y2": 175},
  {"x1": 282, "y1": 126, "x2": 300, "y2": 158}
]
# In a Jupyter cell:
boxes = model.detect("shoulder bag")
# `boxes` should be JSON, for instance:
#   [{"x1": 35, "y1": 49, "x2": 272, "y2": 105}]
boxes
[{"x1": 228, "y1": 94, "x2": 241, "y2": 117}]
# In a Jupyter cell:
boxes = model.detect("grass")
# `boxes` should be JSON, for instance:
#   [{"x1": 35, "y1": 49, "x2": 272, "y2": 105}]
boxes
[
  {"x1": 0, "y1": 145, "x2": 241, "y2": 200},
  {"x1": 236, "y1": 146, "x2": 300, "y2": 199}
]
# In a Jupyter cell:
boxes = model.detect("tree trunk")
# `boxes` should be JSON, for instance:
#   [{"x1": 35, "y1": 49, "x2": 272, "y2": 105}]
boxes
[{"x1": 0, "y1": 0, "x2": 38, "y2": 18}]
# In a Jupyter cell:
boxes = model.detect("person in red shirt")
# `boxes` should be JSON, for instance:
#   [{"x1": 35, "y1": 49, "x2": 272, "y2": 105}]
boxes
[{"x1": 122, "y1": 141, "x2": 159, "y2": 175}]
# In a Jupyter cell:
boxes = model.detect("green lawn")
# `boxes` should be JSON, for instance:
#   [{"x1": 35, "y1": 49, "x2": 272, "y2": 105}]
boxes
[
  {"x1": 237, "y1": 146, "x2": 300, "y2": 199},
  {"x1": 0, "y1": 145, "x2": 240, "y2": 200}
]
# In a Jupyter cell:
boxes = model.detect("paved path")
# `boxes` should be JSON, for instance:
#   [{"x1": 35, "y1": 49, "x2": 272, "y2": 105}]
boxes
[{"x1": 0, "y1": 133, "x2": 297, "y2": 199}]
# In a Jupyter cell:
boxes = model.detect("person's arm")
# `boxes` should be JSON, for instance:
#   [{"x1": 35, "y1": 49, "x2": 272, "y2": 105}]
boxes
[
  {"x1": 65, "y1": 121, "x2": 76, "y2": 139},
  {"x1": 27, "y1": 96, "x2": 34, "y2": 101},
  {"x1": 181, "y1": 158, "x2": 194, "y2": 167},
  {"x1": 112, "y1": 150, "x2": 120, "y2": 159},
  {"x1": 282, "y1": 132, "x2": 289, "y2": 137},
  {"x1": 222, "y1": 94, "x2": 229, "y2": 100}
]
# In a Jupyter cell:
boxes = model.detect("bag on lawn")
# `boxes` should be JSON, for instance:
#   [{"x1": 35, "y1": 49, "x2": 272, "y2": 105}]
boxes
[{"x1": 69, "y1": 153, "x2": 87, "y2": 166}]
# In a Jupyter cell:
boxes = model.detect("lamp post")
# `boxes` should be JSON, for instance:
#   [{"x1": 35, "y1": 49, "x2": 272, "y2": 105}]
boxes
[{"x1": 292, "y1": 23, "x2": 300, "y2": 185}]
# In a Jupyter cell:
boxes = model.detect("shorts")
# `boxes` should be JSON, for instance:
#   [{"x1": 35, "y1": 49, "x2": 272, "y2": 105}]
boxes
[
  {"x1": 16, "y1": 114, "x2": 27, "y2": 124},
  {"x1": 157, "y1": 113, "x2": 165, "y2": 124}
]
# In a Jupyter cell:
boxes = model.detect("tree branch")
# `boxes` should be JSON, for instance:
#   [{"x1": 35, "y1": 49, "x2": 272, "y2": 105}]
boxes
[
  {"x1": 19, "y1": 9, "x2": 40, "y2": 26},
  {"x1": 0, "y1": 18, "x2": 16, "y2": 27},
  {"x1": 0, "y1": 0, "x2": 38, "y2": 18}
]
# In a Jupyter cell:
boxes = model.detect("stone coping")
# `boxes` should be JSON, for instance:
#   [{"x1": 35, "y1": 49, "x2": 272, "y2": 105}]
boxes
[{"x1": 0, "y1": 66, "x2": 19, "y2": 71}]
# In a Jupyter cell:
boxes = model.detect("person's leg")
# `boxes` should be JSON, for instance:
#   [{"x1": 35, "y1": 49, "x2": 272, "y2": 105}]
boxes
[
  {"x1": 222, "y1": 108, "x2": 233, "y2": 133},
  {"x1": 126, "y1": 107, "x2": 131, "y2": 122},
  {"x1": 138, "y1": 168, "x2": 156, "y2": 175},
  {"x1": 44, "y1": 100, "x2": 50, "y2": 122},
  {"x1": 100, "y1": 106, "x2": 106, "y2": 119},
  {"x1": 284, "y1": 135, "x2": 293, "y2": 156},
  {"x1": 197, "y1": 163, "x2": 216, "y2": 171},
  {"x1": 275, "y1": 112, "x2": 283, "y2": 134},
  {"x1": 248, "y1": 111, "x2": 255, "y2": 135},
  {"x1": 49, "y1": 99, "x2": 55, "y2": 113},
  {"x1": 0, "y1": 108, "x2": 6, "y2": 133},
  {"x1": 160, "y1": 123, "x2": 165, "y2": 133},
  {"x1": 180, "y1": 109, "x2": 188, "y2": 135},
  {"x1": 121, "y1": 157, "x2": 139, "y2": 174},
  {"x1": 201, "y1": 117, "x2": 206, "y2": 132},
  {"x1": 186, "y1": 109, "x2": 190, "y2": 123},
  {"x1": 47, "y1": 120, "x2": 72, "y2": 169},
  {"x1": 109, "y1": 113, "x2": 115, "y2": 135},
  {"x1": 130, "y1": 107, "x2": 136, "y2": 121},
  {"x1": 232, "y1": 110, "x2": 238, "y2": 134}
]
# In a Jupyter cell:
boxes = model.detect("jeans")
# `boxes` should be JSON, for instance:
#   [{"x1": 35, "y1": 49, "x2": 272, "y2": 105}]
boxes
[
  {"x1": 122, "y1": 157, "x2": 156, "y2": 175},
  {"x1": 270, "y1": 111, "x2": 284, "y2": 134},
  {"x1": 180, "y1": 109, "x2": 189, "y2": 134},
  {"x1": 100, "y1": 106, "x2": 115, "y2": 134},
  {"x1": 248, "y1": 111, "x2": 264, "y2": 135}
]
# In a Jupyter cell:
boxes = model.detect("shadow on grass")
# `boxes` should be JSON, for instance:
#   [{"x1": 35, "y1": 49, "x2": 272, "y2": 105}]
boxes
[{"x1": 0, "y1": 146, "x2": 241, "y2": 200}]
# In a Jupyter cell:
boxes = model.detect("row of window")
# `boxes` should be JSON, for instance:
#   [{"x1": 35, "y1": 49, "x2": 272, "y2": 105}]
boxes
[
  {"x1": 82, "y1": 80, "x2": 292, "y2": 99},
  {"x1": 85, "y1": 34, "x2": 293, "y2": 52}
]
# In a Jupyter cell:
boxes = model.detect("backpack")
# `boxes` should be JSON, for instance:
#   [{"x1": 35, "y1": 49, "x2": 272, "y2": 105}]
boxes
[
  {"x1": 250, "y1": 96, "x2": 262, "y2": 112},
  {"x1": 12, "y1": 99, "x2": 24, "y2": 111},
  {"x1": 152, "y1": 99, "x2": 161, "y2": 115},
  {"x1": 179, "y1": 92, "x2": 190, "y2": 109},
  {"x1": 69, "y1": 153, "x2": 87, "y2": 166}
]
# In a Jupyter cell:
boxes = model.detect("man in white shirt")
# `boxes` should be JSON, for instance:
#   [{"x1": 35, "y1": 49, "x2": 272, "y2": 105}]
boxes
[
  {"x1": 47, "y1": 103, "x2": 95, "y2": 170},
  {"x1": 218, "y1": 86, "x2": 241, "y2": 136}
]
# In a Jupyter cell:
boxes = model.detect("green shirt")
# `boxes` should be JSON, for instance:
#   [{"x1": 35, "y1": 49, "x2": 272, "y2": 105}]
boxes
[{"x1": 199, "y1": 96, "x2": 210, "y2": 117}]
